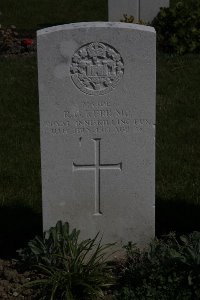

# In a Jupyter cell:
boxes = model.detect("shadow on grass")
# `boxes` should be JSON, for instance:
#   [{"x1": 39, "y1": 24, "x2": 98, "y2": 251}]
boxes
[
  {"x1": 156, "y1": 198, "x2": 200, "y2": 237},
  {"x1": 0, "y1": 205, "x2": 42, "y2": 259},
  {"x1": 0, "y1": 200, "x2": 199, "y2": 258}
]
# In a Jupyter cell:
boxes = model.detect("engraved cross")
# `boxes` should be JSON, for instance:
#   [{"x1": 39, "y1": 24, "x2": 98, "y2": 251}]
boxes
[{"x1": 73, "y1": 138, "x2": 122, "y2": 215}]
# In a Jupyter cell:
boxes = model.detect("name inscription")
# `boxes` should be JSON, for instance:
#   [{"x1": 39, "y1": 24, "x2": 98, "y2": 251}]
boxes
[{"x1": 44, "y1": 101, "x2": 152, "y2": 136}]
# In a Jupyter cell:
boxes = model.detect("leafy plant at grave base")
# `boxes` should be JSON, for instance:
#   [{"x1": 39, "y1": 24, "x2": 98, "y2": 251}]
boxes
[
  {"x1": 152, "y1": 0, "x2": 200, "y2": 54},
  {"x1": 0, "y1": 25, "x2": 21, "y2": 54},
  {"x1": 114, "y1": 232, "x2": 200, "y2": 300},
  {"x1": 18, "y1": 220, "x2": 115, "y2": 300},
  {"x1": 120, "y1": 14, "x2": 147, "y2": 25}
]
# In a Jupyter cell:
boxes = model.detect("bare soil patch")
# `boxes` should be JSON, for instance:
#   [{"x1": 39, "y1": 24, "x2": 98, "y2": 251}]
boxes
[{"x1": 0, "y1": 259, "x2": 39, "y2": 300}]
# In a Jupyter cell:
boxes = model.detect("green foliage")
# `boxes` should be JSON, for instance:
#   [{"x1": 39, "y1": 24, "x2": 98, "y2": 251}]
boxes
[
  {"x1": 152, "y1": 0, "x2": 200, "y2": 54},
  {"x1": 115, "y1": 232, "x2": 200, "y2": 299},
  {"x1": 18, "y1": 221, "x2": 114, "y2": 300},
  {"x1": 18, "y1": 220, "x2": 81, "y2": 265}
]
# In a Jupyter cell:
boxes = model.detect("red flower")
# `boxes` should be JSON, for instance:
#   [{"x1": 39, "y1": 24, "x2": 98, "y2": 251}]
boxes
[{"x1": 21, "y1": 38, "x2": 33, "y2": 47}]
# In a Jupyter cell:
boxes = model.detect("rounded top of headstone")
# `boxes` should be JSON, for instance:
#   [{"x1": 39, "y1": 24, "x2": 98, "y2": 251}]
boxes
[{"x1": 37, "y1": 22, "x2": 155, "y2": 36}]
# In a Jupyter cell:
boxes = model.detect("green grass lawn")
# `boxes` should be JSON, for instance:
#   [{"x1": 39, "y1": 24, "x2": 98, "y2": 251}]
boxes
[
  {"x1": 0, "y1": 56, "x2": 40, "y2": 211},
  {"x1": 157, "y1": 54, "x2": 200, "y2": 204},
  {"x1": 0, "y1": 0, "x2": 107, "y2": 31},
  {"x1": 156, "y1": 54, "x2": 200, "y2": 235},
  {"x1": 0, "y1": 0, "x2": 200, "y2": 256}
]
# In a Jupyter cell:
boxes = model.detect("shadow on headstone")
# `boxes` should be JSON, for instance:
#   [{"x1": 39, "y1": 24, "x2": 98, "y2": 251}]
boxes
[
  {"x1": 0, "y1": 205, "x2": 42, "y2": 258},
  {"x1": 156, "y1": 198, "x2": 200, "y2": 237}
]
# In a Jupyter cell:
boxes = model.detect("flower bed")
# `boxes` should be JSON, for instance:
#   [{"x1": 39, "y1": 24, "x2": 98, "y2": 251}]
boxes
[{"x1": 0, "y1": 26, "x2": 36, "y2": 56}]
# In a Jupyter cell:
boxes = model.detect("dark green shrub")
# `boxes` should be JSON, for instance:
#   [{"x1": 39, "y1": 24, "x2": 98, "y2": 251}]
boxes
[
  {"x1": 152, "y1": 0, "x2": 200, "y2": 54},
  {"x1": 115, "y1": 232, "x2": 200, "y2": 299},
  {"x1": 18, "y1": 221, "x2": 115, "y2": 300}
]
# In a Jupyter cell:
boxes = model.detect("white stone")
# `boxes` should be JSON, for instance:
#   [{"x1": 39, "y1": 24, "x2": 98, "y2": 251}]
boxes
[
  {"x1": 108, "y1": 0, "x2": 169, "y2": 23},
  {"x1": 37, "y1": 22, "x2": 156, "y2": 249}
]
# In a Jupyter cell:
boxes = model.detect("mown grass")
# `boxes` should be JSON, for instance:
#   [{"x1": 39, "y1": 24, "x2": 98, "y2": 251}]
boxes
[
  {"x1": 0, "y1": 56, "x2": 40, "y2": 212},
  {"x1": 0, "y1": 0, "x2": 107, "y2": 31},
  {"x1": 0, "y1": 56, "x2": 42, "y2": 257},
  {"x1": 157, "y1": 54, "x2": 200, "y2": 205},
  {"x1": 156, "y1": 54, "x2": 200, "y2": 235}
]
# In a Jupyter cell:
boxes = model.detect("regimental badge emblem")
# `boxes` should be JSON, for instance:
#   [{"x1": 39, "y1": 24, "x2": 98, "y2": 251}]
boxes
[{"x1": 70, "y1": 42, "x2": 124, "y2": 96}]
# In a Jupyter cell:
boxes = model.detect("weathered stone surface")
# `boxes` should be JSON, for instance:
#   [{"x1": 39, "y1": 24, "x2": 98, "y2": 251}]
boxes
[
  {"x1": 108, "y1": 0, "x2": 169, "y2": 22},
  {"x1": 37, "y1": 22, "x2": 156, "y2": 248}
]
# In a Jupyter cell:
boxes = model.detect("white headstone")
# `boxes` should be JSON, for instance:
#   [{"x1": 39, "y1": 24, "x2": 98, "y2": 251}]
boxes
[
  {"x1": 37, "y1": 22, "x2": 156, "y2": 248},
  {"x1": 108, "y1": 0, "x2": 169, "y2": 23}
]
